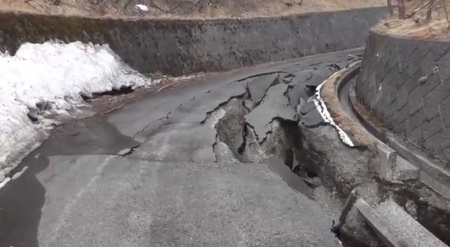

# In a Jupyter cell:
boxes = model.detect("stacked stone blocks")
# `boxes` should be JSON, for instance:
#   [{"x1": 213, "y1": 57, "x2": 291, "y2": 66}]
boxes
[{"x1": 356, "y1": 32, "x2": 450, "y2": 167}]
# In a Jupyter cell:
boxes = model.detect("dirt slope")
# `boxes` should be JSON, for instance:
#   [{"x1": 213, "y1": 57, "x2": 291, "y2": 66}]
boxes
[
  {"x1": 0, "y1": 0, "x2": 385, "y2": 18},
  {"x1": 374, "y1": 0, "x2": 450, "y2": 39}
]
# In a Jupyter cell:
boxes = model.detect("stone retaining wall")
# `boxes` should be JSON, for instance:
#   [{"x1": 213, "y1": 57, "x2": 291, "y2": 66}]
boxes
[
  {"x1": 356, "y1": 31, "x2": 450, "y2": 165},
  {"x1": 0, "y1": 7, "x2": 387, "y2": 76}
]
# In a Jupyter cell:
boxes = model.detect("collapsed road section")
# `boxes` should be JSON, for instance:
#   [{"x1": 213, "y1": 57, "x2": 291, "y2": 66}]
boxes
[{"x1": 1, "y1": 47, "x2": 435, "y2": 247}]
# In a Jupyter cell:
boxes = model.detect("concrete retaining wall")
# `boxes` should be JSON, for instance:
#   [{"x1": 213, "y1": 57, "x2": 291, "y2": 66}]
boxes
[
  {"x1": 0, "y1": 7, "x2": 387, "y2": 76},
  {"x1": 356, "y1": 31, "x2": 450, "y2": 165}
]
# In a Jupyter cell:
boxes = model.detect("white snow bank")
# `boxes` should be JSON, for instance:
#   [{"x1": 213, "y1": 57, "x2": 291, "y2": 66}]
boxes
[{"x1": 0, "y1": 40, "x2": 151, "y2": 179}]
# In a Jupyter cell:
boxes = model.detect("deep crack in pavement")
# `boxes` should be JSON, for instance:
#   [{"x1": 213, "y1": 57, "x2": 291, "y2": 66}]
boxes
[{"x1": 0, "y1": 48, "x2": 368, "y2": 247}]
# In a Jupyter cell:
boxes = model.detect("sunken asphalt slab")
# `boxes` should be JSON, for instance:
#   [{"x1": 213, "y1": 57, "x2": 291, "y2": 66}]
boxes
[{"x1": 0, "y1": 48, "x2": 364, "y2": 247}]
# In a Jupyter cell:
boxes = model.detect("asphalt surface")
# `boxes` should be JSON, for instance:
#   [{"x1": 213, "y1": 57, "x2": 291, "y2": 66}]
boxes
[{"x1": 0, "y1": 48, "x2": 364, "y2": 247}]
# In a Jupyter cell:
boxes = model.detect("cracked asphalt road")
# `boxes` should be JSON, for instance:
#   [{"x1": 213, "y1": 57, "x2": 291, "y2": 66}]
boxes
[{"x1": 0, "y1": 48, "x2": 363, "y2": 247}]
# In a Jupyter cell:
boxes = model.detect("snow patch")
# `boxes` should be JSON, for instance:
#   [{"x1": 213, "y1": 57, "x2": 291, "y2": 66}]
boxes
[
  {"x1": 0, "y1": 40, "x2": 151, "y2": 179},
  {"x1": 313, "y1": 66, "x2": 356, "y2": 147}
]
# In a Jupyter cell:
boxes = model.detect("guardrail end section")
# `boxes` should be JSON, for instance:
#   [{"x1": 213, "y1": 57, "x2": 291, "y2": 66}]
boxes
[
  {"x1": 376, "y1": 143, "x2": 397, "y2": 181},
  {"x1": 354, "y1": 198, "x2": 407, "y2": 247},
  {"x1": 375, "y1": 143, "x2": 419, "y2": 183},
  {"x1": 420, "y1": 171, "x2": 450, "y2": 200}
]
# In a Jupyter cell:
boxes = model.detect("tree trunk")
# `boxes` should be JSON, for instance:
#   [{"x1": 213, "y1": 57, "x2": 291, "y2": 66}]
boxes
[
  {"x1": 427, "y1": 0, "x2": 436, "y2": 20},
  {"x1": 398, "y1": 0, "x2": 406, "y2": 19},
  {"x1": 387, "y1": 0, "x2": 394, "y2": 16}
]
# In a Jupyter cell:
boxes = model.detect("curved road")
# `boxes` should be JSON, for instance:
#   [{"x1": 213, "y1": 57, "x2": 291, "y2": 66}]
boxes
[{"x1": 0, "y1": 49, "x2": 363, "y2": 247}]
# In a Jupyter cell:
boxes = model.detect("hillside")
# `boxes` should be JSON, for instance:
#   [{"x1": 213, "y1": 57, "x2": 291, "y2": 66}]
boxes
[
  {"x1": 0, "y1": 0, "x2": 386, "y2": 18},
  {"x1": 374, "y1": 0, "x2": 450, "y2": 39}
]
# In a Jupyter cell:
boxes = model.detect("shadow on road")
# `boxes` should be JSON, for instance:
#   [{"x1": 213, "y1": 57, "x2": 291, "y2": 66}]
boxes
[
  {"x1": 0, "y1": 151, "x2": 49, "y2": 247},
  {"x1": 0, "y1": 114, "x2": 140, "y2": 247}
]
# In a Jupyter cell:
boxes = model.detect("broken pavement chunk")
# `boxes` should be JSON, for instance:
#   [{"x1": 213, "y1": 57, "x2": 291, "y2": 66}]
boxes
[
  {"x1": 291, "y1": 70, "x2": 313, "y2": 85},
  {"x1": 287, "y1": 84, "x2": 310, "y2": 106},
  {"x1": 303, "y1": 69, "x2": 336, "y2": 87},
  {"x1": 299, "y1": 100, "x2": 317, "y2": 115},
  {"x1": 246, "y1": 74, "x2": 280, "y2": 104},
  {"x1": 245, "y1": 84, "x2": 298, "y2": 143},
  {"x1": 300, "y1": 107, "x2": 326, "y2": 128}
]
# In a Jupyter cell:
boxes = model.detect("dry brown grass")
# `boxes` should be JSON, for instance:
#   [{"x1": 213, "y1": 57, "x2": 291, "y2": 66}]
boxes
[
  {"x1": 374, "y1": 0, "x2": 450, "y2": 39},
  {"x1": 374, "y1": 17, "x2": 450, "y2": 39},
  {"x1": 320, "y1": 65, "x2": 376, "y2": 150},
  {"x1": 0, "y1": 0, "x2": 386, "y2": 18}
]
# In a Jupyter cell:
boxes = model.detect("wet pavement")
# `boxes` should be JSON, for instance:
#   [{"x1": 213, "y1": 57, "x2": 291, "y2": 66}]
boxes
[{"x1": 0, "y1": 48, "x2": 364, "y2": 247}]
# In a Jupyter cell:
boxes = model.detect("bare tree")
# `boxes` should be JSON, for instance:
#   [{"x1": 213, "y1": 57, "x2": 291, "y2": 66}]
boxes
[
  {"x1": 442, "y1": 0, "x2": 450, "y2": 23},
  {"x1": 406, "y1": 0, "x2": 430, "y2": 18},
  {"x1": 427, "y1": 0, "x2": 436, "y2": 20},
  {"x1": 398, "y1": 0, "x2": 407, "y2": 19},
  {"x1": 389, "y1": 0, "x2": 450, "y2": 24},
  {"x1": 387, "y1": 0, "x2": 394, "y2": 16}
]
